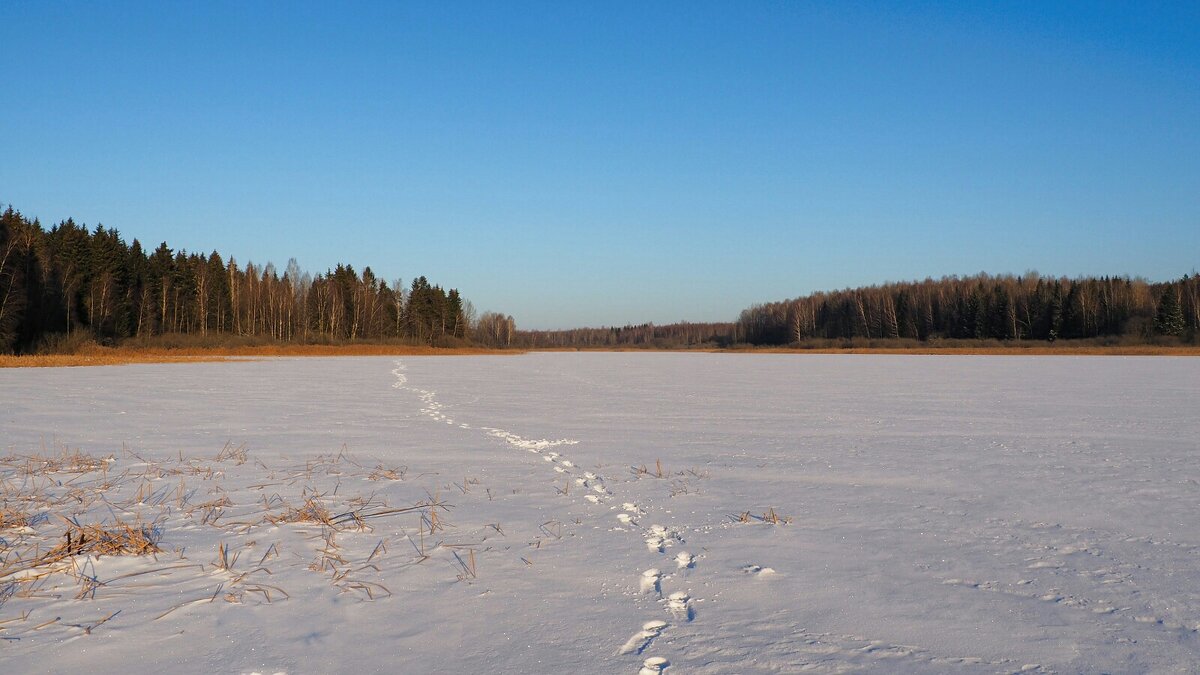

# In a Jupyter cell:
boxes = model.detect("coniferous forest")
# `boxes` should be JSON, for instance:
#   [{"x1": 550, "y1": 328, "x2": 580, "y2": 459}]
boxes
[{"x1": 0, "y1": 207, "x2": 491, "y2": 353}]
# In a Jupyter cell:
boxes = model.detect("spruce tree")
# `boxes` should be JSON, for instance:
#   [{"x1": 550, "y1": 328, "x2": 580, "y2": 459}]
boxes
[{"x1": 1155, "y1": 286, "x2": 1185, "y2": 336}]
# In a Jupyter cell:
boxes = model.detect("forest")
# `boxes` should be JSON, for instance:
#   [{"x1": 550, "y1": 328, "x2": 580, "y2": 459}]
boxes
[
  {"x1": 518, "y1": 274, "x2": 1197, "y2": 349},
  {"x1": 517, "y1": 322, "x2": 735, "y2": 349},
  {"x1": 4, "y1": 205, "x2": 1197, "y2": 354},
  {"x1": 733, "y1": 272, "x2": 1198, "y2": 345},
  {"x1": 0, "y1": 207, "x2": 506, "y2": 353}
]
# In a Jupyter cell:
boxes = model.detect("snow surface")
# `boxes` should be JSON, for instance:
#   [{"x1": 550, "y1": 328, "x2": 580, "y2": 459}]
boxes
[{"x1": 2, "y1": 353, "x2": 1200, "y2": 673}]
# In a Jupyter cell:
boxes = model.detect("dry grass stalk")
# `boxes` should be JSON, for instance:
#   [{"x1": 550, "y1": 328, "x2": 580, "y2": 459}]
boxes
[
  {"x1": 214, "y1": 442, "x2": 249, "y2": 465},
  {"x1": 258, "y1": 542, "x2": 280, "y2": 565},
  {"x1": 366, "y1": 540, "x2": 387, "y2": 564},
  {"x1": 539, "y1": 521, "x2": 563, "y2": 540},
  {"x1": 420, "y1": 501, "x2": 445, "y2": 534},
  {"x1": 732, "y1": 508, "x2": 792, "y2": 525},
  {"x1": 214, "y1": 542, "x2": 240, "y2": 571},
  {"x1": 762, "y1": 508, "x2": 792, "y2": 525},
  {"x1": 632, "y1": 460, "x2": 667, "y2": 479},
  {"x1": 242, "y1": 584, "x2": 288, "y2": 602},
  {"x1": 342, "y1": 580, "x2": 391, "y2": 599},
  {"x1": 367, "y1": 464, "x2": 407, "y2": 481},
  {"x1": 455, "y1": 548, "x2": 478, "y2": 582}
]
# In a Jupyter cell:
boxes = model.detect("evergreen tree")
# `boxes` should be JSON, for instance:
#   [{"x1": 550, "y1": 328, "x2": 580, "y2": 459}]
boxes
[
  {"x1": 1155, "y1": 286, "x2": 1185, "y2": 336},
  {"x1": 0, "y1": 209, "x2": 31, "y2": 351}
]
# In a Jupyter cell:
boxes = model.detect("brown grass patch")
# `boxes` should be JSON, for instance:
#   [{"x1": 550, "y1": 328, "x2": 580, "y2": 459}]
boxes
[
  {"x1": 0, "y1": 343, "x2": 518, "y2": 368},
  {"x1": 1, "y1": 518, "x2": 162, "y2": 579},
  {"x1": 20, "y1": 448, "x2": 107, "y2": 474},
  {"x1": 52, "y1": 519, "x2": 162, "y2": 558},
  {"x1": 269, "y1": 497, "x2": 337, "y2": 527},
  {"x1": 0, "y1": 507, "x2": 31, "y2": 530}
]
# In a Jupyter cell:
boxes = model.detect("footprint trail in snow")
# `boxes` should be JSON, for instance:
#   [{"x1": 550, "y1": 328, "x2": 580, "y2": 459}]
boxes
[{"x1": 391, "y1": 360, "x2": 692, "y2": 672}]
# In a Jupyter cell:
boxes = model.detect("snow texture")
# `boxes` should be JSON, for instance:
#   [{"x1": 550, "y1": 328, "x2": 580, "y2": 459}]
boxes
[{"x1": 2, "y1": 353, "x2": 1199, "y2": 673}]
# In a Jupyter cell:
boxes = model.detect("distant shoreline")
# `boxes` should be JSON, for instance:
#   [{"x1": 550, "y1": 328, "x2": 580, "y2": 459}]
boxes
[{"x1": 538, "y1": 344, "x2": 1200, "y2": 356}]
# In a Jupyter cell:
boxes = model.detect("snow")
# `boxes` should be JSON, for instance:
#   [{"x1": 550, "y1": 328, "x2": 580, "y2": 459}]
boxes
[{"x1": 2, "y1": 353, "x2": 1199, "y2": 673}]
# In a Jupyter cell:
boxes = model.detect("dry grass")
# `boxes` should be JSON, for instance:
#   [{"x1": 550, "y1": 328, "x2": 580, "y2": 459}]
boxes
[
  {"x1": 0, "y1": 442, "x2": 463, "y2": 641},
  {"x1": 367, "y1": 464, "x2": 408, "y2": 481},
  {"x1": 632, "y1": 459, "x2": 667, "y2": 478},
  {"x1": 269, "y1": 497, "x2": 337, "y2": 527},
  {"x1": 19, "y1": 447, "x2": 108, "y2": 474},
  {"x1": 6, "y1": 341, "x2": 1196, "y2": 368},
  {"x1": 0, "y1": 518, "x2": 162, "y2": 580},
  {"x1": 733, "y1": 508, "x2": 792, "y2": 525},
  {"x1": 0, "y1": 506, "x2": 32, "y2": 530},
  {"x1": 0, "y1": 343, "x2": 517, "y2": 368},
  {"x1": 53, "y1": 519, "x2": 162, "y2": 558}
]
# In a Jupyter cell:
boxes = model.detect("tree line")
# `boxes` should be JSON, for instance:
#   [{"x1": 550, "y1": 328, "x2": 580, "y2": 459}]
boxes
[
  {"x1": 518, "y1": 321, "x2": 735, "y2": 349},
  {"x1": 0, "y1": 206, "x2": 500, "y2": 353},
  {"x1": 735, "y1": 272, "x2": 1197, "y2": 345},
  {"x1": 5, "y1": 205, "x2": 1195, "y2": 353},
  {"x1": 518, "y1": 273, "x2": 1197, "y2": 349}
]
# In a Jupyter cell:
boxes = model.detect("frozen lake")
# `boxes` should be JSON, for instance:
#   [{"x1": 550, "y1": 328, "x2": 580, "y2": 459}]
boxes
[{"x1": 3, "y1": 353, "x2": 1199, "y2": 673}]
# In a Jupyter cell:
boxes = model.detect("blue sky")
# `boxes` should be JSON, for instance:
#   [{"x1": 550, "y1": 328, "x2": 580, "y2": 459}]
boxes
[{"x1": 2, "y1": 2, "x2": 1197, "y2": 329}]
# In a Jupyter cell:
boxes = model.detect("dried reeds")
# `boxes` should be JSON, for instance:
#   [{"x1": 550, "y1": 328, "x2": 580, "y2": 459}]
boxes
[
  {"x1": 52, "y1": 518, "x2": 162, "y2": 559},
  {"x1": 732, "y1": 508, "x2": 792, "y2": 525}
]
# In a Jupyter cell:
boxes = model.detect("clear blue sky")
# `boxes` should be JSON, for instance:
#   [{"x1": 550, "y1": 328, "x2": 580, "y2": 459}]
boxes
[{"x1": 2, "y1": 2, "x2": 1197, "y2": 329}]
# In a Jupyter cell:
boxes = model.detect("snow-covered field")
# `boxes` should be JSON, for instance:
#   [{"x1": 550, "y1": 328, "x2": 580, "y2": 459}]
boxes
[{"x1": 2, "y1": 353, "x2": 1199, "y2": 673}]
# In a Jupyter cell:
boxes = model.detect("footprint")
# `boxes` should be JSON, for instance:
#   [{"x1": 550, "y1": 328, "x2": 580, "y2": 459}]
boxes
[
  {"x1": 741, "y1": 564, "x2": 776, "y2": 578},
  {"x1": 640, "y1": 569, "x2": 663, "y2": 596},
  {"x1": 618, "y1": 513, "x2": 637, "y2": 525},
  {"x1": 585, "y1": 495, "x2": 601, "y2": 504},
  {"x1": 639, "y1": 656, "x2": 669, "y2": 674},
  {"x1": 617, "y1": 620, "x2": 668, "y2": 656},
  {"x1": 674, "y1": 552, "x2": 695, "y2": 569},
  {"x1": 645, "y1": 525, "x2": 683, "y2": 552},
  {"x1": 666, "y1": 591, "x2": 693, "y2": 621}
]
